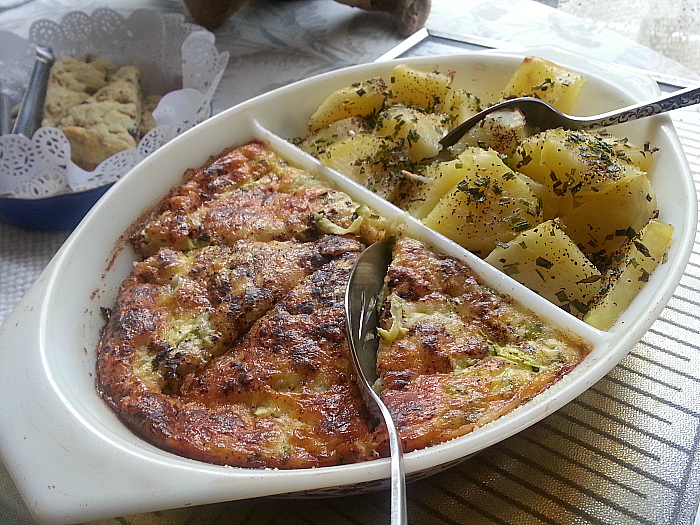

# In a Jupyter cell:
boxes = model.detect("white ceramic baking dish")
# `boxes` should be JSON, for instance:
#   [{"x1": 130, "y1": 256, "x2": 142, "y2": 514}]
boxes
[{"x1": 0, "y1": 49, "x2": 695, "y2": 524}]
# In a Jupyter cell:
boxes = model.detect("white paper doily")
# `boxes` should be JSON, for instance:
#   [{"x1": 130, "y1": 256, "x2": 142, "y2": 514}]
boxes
[{"x1": 0, "y1": 8, "x2": 229, "y2": 198}]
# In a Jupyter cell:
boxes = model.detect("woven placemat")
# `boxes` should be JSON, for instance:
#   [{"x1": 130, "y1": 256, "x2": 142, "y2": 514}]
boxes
[{"x1": 0, "y1": 226, "x2": 69, "y2": 323}]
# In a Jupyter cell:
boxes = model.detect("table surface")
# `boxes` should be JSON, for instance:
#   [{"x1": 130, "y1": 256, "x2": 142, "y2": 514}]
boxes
[{"x1": 2, "y1": 1, "x2": 700, "y2": 524}]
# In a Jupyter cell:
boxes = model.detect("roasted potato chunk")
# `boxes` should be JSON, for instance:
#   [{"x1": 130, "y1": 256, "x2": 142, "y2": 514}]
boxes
[
  {"x1": 584, "y1": 219, "x2": 673, "y2": 330},
  {"x1": 389, "y1": 64, "x2": 452, "y2": 110},
  {"x1": 374, "y1": 105, "x2": 446, "y2": 162},
  {"x1": 560, "y1": 172, "x2": 658, "y2": 263},
  {"x1": 485, "y1": 219, "x2": 603, "y2": 315},
  {"x1": 512, "y1": 128, "x2": 652, "y2": 216},
  {"x1": 319, "y1": 133, "x2": 408, "y2": 200},
  {"x1": 308, "y1": 77, "x2": 388, "y2": 131}
]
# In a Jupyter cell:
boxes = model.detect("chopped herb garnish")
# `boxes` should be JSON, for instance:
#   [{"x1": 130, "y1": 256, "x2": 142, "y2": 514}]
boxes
[
  {"x1": 555, "y1": 290, "x2": 569, "y2": 303},
  {"x1": 513, "y1": 220, "x2": 531, "y2": 232},
  {"x1": 634, "y1": 241, "x2": 652, "y2": 257},
  {"x1": 535, "y1": 256, "x2": 553, "y2": 269},
  {"x1": 570, "y1": 300, "x2": 589, "y2": 314},
  {"x1": 577, "y1": 275, "x2": 602, "y2": 284},
  {"x1": 616, "y1": 227, "x2": 637, "y2": 239},
  {"x1": 503, "y1": 263, "x2": 520, "y2": 276}
]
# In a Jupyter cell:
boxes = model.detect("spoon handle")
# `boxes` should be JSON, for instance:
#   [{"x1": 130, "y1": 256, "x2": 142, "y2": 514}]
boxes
[
  {"x1": 378, "y1": 397, "x2": 408, "y2": 525},
  {"x1": 12, "y1": 45, "x2": 54, "y2": 137},
  {"x1": 345, "y1": 242, "x2": 407, "y2": 525},
  {"x1": 583, "y1": 84, "x2": 700, "y2": 128}
]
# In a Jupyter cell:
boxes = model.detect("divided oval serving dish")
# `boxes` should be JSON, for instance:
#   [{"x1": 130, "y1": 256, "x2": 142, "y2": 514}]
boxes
[{"x1": 0, "y1": 49, "x2": 695, "y2": 524}]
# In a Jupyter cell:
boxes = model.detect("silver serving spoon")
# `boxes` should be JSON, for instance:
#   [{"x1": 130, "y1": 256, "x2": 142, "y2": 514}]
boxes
[
  {"x1": 345, "y1": 241, "x2": 407, "y2": 525},
  {"x1": 439, "y1": 83, "x2": 700, "y2": 150}
]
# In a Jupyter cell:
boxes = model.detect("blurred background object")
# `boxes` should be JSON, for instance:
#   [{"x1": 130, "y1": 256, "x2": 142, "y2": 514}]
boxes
[
  {"x1": 183, "y1": 0, "x2": 248, "y2": 30},
  {"x1": 184, "y1": 0, "x2": 431, "y2": 35},
  {"x1": 557, "y1": 0, "x2": 700, "y2": 76}
]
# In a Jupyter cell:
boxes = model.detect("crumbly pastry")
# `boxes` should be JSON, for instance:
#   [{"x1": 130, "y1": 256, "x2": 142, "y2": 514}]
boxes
[
  {"x1": 130, "y1": 140, "x2": 388, "y2": 257},
  {"x1": 43, "y1": 55, "x2": 119, "y2": 128},
  {"x1": 98, "y1": 236, "x2": 377, "y2": 468},
  {"x1": 96, "y1": 140, "x2": 591, "y2": 469},
  {"x1": 42, "y1": 55, "x2": 160, "y2": 171},
  {"x1": 59, "y1": 99, "x2": 140, "y2": 171}
]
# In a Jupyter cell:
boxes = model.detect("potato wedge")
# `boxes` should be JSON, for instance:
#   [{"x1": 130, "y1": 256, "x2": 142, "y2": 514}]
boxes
[
  {"x1": 596, "y1": 132, "x2": 657, "y2": 172},
  {"x1": 298, "y1": 116, "x2": 367, "y2": 157},
  {"x1": 440, "y1": 88, "x2": 481, "y2": 129},
  {"x1": 583, "y1": 219, "x2": 674, "y2": 330},
  {"x1": 485, "y1": 219, "x2": 603, "y2": 315},
  {"x1": 455, "y1": 108, "x2": 530, "y2": 156},
  {"x1": 308, "y1": 77, "x2": 388, "y2": 131},
  {"x1": 423, "y1": 148, "x2": 542, "y2": 256},
  {"x1": 399, "y1": 150, "x2": 476, "y2": 218},
  {"x1": 560, "y1": 172, "x2": 658, "y2": 263},
  {"x1": 390, "y1": 64, "x2": 452, "y2": 110},
  {"x1": 320, "y1": 133, "x2": 408, "y2": 200},
  {"x1": 374, "y1": 106, "x2": 446, "y2": 162},
  {"x1": 501, "y1": 56, "x2": 585, "y2": 113},
  {"x1": 511, "y1": 128, "x2": 648, "y2": 216}
]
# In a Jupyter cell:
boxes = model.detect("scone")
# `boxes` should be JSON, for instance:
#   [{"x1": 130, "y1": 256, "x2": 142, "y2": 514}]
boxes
[
  {"x1": 57, "y1": 64, "x2": 143, "y2": 170},
  {"x1": 59, "y1": 100, "x2": 141, "y2": 171},
  {"x1": 42, "y1": 55, "x2": 118, "y2": 127},
  {"x1": 42, "y1": 55, "x2": 152, "y2": 171}
]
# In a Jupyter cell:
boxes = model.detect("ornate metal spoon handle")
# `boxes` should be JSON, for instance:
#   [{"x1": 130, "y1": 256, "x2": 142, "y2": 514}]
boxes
[
  {"x1": 584, "y1": 85, "x2": 700, "y2": 128},
  {"x1": 438, "y1": 83, "x2": 700, "y2": 154},
  {"x1": 345, "y1": 242, "x2": 407, "y2": 525}
]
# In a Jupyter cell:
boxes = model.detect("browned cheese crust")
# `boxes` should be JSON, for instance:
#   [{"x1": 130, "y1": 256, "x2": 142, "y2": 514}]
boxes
[
  {"x1": 97, "y1": 235, "x2": 377, "y2": 468},
  {"x1": 376, "y1": 236, "x2": 591, "y2": 454},
  {"x1": 130, "y1": 139, "x2": 386, "y2": 257},
  {"x1": 98, "y1": 140, "x2": 591, "y2": 469},
  {"x1": 99, "y1": 140, "x2": 391, "y2": 468}
]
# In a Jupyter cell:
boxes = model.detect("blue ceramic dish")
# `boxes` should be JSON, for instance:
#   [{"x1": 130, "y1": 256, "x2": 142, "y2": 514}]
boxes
[{"x1": 0, "y1": 182, "x2": 113, "y2": 231}]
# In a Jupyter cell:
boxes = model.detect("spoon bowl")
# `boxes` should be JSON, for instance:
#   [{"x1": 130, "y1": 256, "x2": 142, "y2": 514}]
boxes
[{"x1": 439, "y1": 83, "x2": 700, "y2": 150}]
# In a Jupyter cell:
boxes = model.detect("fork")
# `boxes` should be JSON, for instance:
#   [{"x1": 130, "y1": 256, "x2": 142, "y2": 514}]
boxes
[{"x1": 439, "y1": 84, "x2": 700, "y2": 149}]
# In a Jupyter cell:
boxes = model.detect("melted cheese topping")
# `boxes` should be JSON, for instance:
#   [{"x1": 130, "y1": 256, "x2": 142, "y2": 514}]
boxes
[{"x1": 376, "y1": 236, "x2": 590, "y2": 453}]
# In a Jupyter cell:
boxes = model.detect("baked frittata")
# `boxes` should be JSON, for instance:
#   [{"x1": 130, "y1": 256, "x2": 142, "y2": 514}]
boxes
[
  {"x1": 375, "y1": 236, "x2": 590, "y2": 453},
  {"x1": 96, "y1": 140, "x2": 591, "y2": 469}
]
